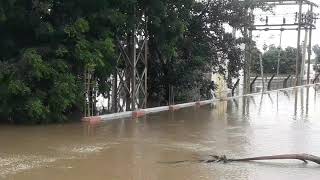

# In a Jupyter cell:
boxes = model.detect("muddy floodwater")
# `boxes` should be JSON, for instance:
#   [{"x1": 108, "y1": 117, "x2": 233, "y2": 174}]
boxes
[{"x1": 1, "y1": 86, "x2": 320, "y2": 180}]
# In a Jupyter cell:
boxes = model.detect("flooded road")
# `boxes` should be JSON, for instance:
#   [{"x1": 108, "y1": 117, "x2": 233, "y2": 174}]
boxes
[{"x1": 1, "y1": 85, "x2": 320, "y2": 180}]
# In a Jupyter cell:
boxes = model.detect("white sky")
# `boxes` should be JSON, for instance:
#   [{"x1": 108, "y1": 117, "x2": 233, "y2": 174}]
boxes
[{"x1": 252, "y1": 0, "x2": 320, "y2": 57}]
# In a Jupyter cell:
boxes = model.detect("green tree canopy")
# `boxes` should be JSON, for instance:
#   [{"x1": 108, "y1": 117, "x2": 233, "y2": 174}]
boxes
[
  {"x1": 251, "y1": 45, "x2": 297, "y2": 75},
  {"x1": 0, "y1": 0, "x2": 116, "y2": 123}
]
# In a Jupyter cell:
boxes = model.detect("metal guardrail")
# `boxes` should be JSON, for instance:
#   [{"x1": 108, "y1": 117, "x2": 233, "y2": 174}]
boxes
[
  {"x1": 267, "y1": 74, "x2": 276, "y2": 90},
  {"x1": 232, "y1": 79, "x2": 240, "y2": 96},
  {"x1": 250, "y1": 76, "x2": 259, "y2": 93},
  {"x1": 283, "y1": 75, "x2": 291, "y2": 88},
  {"x1": 313, "y1": 74, "x2": 320, "y2": 84}
]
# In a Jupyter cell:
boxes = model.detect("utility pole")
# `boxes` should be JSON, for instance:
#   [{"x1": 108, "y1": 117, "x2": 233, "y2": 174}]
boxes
[
  {"x1": 244, "y1": 9, "x2": 253, "y2": 94},
  {"x1": 243, "y1": 10, "x2": 249, "y2": 94},
  {"x1": 276, "y1": 30, "x2": 283, "y2": 77},
  {"x1": 307, "y1": 5, "x2": 314, "y2": 84},
  {"x1": 259, "y1": 54, "x2": 265, "y2": 91},
  {"x1": 301, "y1": 29, "x2": 308, "y2": 84},
  {"x1": 295, "y1": 0, "x2": 303, "y2": 86}
]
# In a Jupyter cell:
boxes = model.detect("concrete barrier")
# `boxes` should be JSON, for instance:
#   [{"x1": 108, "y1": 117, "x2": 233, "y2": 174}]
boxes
[
  {"x1": 82, "y1": 116, "x2": 102, "y2": 124},
  {"x1": 132, "y1": 110, "x2": 146, "y2": 118},
  {"x1": 169, "y1": 105, "x2": 181, "y2": 112},
  {"x1": 90, "y1": 83, "x2": 320, "y2": 122},
  {"x1": 144, "y1": 106, "x2": 169, "y2": 114},
  {"x1": 199, "y1": 100, "x2": 214, "y2": 105},
  {"x1": 196, "y1": 101, "x2": 211, "y2": 107},
  {"x1": 195, "y1": 101, "x2": 201, "y2": 107},
  {"x1": 178, "y1": 102, "x2": 197, "y2": 108},
  {"x1": 99, "y1": 111, "x2": 132, "y2": 121}
]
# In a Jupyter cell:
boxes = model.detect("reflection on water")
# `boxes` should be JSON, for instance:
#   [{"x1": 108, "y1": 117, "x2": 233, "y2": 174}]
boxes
[{"x1": 1, "y1": 85, "x2": 320, "y2": 180}]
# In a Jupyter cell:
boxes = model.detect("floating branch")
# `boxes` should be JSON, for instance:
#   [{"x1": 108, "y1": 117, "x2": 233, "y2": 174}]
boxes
[
  {"x1": 208, "y1": 154, "x2": 320, "y2": 164},
  {"x1": 161, "y1": 154, "x2": 320, "y2": 165}
]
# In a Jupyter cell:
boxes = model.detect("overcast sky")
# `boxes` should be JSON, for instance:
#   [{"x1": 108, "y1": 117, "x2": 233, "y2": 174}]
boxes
[{"x1": 252, "y1": 0, "x2": 320, "y2": 57}]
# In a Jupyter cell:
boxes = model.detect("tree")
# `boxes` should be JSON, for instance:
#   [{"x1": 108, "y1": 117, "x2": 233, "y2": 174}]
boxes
[
  {"x1": 146, "y1": 0, "x2": 266, "y2": 104},
  {"x1": 251, "y1": 45, "x2": 297, "y2": 75},
  {"x1": 0, "y1": 0, "x2": 116, "y2": 123}
]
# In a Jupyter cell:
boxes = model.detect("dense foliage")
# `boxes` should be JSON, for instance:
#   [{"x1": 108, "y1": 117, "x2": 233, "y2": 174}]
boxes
[
  {"x1": 251, "y1": 45, "x2": 297, "y2": 75},
  {"x1": 0, "y1": 0, "x2": 117, "y2": 123},
  {"x1": 0, "y1": 0, "x2": 264, "y2": 123}
]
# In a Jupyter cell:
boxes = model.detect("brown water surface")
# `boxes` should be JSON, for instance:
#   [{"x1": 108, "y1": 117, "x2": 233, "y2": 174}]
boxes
[{"x1": 1, "y1": 86, "x2": 320, "y2": 180}]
